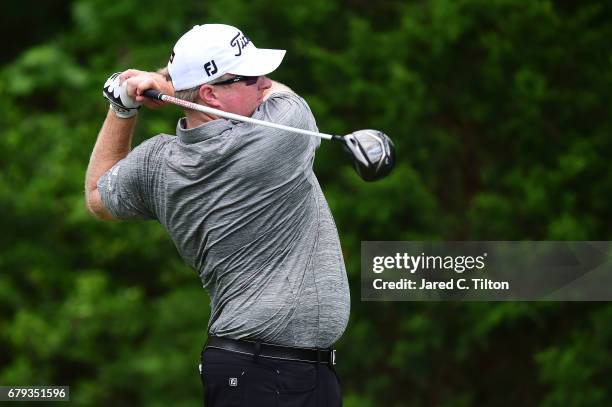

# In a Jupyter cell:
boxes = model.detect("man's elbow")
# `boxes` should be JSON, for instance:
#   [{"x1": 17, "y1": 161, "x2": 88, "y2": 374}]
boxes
[
  {"x1": 85, "y1": 203, "x2": 112, "y2": 221},
  {"x1": 85, "y1": 189, "x2": 117, "y2": 221}
]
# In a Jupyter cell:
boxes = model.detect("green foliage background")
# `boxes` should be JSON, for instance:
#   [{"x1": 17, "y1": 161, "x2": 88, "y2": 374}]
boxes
[{"x1": 1, "y1": 0, "x2": 611, "y2": 405}]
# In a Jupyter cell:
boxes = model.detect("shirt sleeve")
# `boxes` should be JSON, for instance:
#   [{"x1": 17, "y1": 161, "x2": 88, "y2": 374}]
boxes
[{"x1": 96, "y1": 136, "x2": 167, "y2": 220}]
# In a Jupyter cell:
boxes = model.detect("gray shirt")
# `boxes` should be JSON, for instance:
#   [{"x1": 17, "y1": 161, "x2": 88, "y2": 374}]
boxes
[{"x1": 98, "y1": 92, "x2": 350, "y2": 348}]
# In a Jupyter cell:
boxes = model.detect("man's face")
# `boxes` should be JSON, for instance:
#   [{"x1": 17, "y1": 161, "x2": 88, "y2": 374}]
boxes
[{"x1": 214, "y1": 75, "x2": 272, "y2": 117}]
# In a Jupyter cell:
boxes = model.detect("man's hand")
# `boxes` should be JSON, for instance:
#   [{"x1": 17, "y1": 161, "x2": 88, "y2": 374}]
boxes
[
  {"x1": 119, "y1": 69, "x2": 174, "y2": 109},
  {"x1": 103, "y1": 72, "x2": 142, "y2": 118}
]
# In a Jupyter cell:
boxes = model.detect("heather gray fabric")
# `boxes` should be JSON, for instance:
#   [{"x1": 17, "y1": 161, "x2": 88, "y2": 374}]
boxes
[{"x1": 97, "y1": 92, "x2": 350, "y2": 348}]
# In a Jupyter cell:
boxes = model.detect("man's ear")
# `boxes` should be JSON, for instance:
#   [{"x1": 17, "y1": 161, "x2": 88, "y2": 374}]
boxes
[{"x1": 198, "y1": 84, "x2": 222, "y2": 108}]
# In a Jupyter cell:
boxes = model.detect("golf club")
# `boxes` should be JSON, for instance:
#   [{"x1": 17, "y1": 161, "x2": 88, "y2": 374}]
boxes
[{"x1": 143, "y1": 89, "x2": 395, "y2": 181}]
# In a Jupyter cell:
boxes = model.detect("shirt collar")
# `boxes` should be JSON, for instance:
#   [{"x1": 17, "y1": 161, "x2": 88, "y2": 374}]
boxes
[{"x1": 176, "y1": 117, "x2": 234, "y2": 144}]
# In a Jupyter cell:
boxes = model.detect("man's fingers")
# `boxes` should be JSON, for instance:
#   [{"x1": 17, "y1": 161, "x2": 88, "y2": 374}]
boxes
[
  {"x1": 123, "y1": 78, "x2": 140, "y2": 99},
  {"x1": 112, "y1": 70, "x2": 167, "y2": 109},
  {"x1": 141, "y1": 98, "x2": 166, "y2": 109},
  {"x1": 118, "y1": 69, "x2": 144, "y2": 82},
  {"x1": 136, "y1": 82, "x2": 165, "y2": 108},
  {"x1": 124, "y1": 77, "x2": 155, "y2": 99},
  {"x1": 136, "y1": 81, "x2": 159, "y2": 97}
]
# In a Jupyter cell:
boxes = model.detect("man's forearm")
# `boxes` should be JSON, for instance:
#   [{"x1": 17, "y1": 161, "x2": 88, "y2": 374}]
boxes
[{"x1": 85, "y1": 109, "x2": 136, "y2": 218}]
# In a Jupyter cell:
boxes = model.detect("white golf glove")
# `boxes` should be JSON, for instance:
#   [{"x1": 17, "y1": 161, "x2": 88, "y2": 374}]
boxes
[{"x1": 102, "y1": 72, "x2": 141, "y2": 118}]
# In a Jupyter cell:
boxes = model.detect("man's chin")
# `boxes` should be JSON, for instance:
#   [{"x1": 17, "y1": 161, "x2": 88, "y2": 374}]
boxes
[{"x1": 249, "y1": 104, "x2": 263, "y2": 117}]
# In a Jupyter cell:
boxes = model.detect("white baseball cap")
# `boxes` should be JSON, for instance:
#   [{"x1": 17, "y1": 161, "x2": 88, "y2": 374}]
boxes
[{"x1": 167, "y1": 24, "x2": 286, "y2": 91}]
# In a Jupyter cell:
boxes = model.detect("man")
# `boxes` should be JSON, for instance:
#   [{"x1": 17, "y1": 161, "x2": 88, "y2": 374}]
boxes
[{"x1": 85, "y1": 24, "x2": 350, "y2": 406}]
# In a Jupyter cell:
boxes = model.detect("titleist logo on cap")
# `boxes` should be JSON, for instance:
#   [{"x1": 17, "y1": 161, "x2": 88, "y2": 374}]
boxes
[{"x1": 230, "y1": 32, "x2": 251, "y2": 56}]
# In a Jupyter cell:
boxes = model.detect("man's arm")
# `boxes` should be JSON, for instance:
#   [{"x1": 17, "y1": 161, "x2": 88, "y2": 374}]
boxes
[
  {"x1": 85, "y1": 110, "x2": 135, "y2": 220},
  {"x1": 85, "y1": 70, "x2": 173, "y2": 220}
]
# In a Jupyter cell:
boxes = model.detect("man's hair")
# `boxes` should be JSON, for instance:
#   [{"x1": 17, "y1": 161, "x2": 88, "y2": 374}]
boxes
[{"x1": 157, "y1": 67, "x2": 234, "y2": 103}]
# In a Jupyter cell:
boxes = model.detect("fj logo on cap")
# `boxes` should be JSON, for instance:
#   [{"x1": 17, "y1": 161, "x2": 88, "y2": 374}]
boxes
[
  {"x1": 230, "y1": 32, "x2": 251, "y2": 56},
  {"x1": 204, "y1": 60, "x2": 218, "y2": 76},
  {"x1": 229, "y1": 377, "x2": 238, "y2": 387}
]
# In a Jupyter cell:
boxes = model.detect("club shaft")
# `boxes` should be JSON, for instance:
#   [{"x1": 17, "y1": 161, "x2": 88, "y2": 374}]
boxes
[{"x1": 145, "y1": 90, "x2": 335, "y2": 140}]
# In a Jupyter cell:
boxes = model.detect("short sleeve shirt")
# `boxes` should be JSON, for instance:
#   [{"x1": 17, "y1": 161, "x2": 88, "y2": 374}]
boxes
[{"x1": 98, "y1": 92, "x2": 350, "y2": 348}]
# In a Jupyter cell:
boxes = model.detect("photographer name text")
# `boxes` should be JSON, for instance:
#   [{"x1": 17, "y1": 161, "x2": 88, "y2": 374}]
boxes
[{"x1": 372, "y1": 278, "x2": 509, "y2": 291}]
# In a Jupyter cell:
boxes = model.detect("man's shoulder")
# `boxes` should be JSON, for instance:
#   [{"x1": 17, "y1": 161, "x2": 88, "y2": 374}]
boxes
[
  {"x1": 263, "y1": 91, "x2": 310, "y2": 110},
  {"x1": 133, "y1": 133, "x2": 175, "y2": 158},
  {"x1": 255, "y1": 92, "x2": 315, "y2": 130},
  {"x1": 141, "y1": 133, "x2": 175, "y2": 147}
]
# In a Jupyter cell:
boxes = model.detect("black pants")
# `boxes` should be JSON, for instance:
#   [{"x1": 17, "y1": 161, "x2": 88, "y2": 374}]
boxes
[{"x1": 200, "y1": 347, "x2": 342, "y2": 407}]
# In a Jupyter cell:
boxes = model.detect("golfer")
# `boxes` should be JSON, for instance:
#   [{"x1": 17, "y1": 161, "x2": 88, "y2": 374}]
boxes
[{"x1": 85, "y1": 24, "x2": 350, "y2": 406}]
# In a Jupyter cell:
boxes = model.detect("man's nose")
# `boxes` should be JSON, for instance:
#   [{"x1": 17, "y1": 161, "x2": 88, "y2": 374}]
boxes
[{"x1": 260, "y1": 76, "x2": 272, "y2": 90}]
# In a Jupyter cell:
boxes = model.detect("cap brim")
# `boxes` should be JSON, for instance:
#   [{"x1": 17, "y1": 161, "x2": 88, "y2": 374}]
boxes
[{"x1": 230, "y1": 48, "x2": 286, "y2": 77}]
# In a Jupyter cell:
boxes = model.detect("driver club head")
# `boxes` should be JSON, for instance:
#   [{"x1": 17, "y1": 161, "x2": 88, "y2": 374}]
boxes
[{"x1": 342, "y1": 130, "x2": 395, "y2": 181}]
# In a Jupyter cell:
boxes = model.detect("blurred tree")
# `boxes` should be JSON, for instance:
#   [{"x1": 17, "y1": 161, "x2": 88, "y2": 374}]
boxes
[{"x1": 1, "y1": 0, "x2": 72, "y2": 64}]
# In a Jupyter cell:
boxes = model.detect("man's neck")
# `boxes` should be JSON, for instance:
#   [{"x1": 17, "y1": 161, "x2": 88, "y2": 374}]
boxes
[{"x1": 184, "y1": 110, "x2": 221, "y2": 129}]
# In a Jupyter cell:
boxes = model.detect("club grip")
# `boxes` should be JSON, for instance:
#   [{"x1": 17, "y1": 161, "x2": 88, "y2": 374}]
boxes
[{"x1": 143, "y1": 89, "x2": 164, "y2": 100}]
